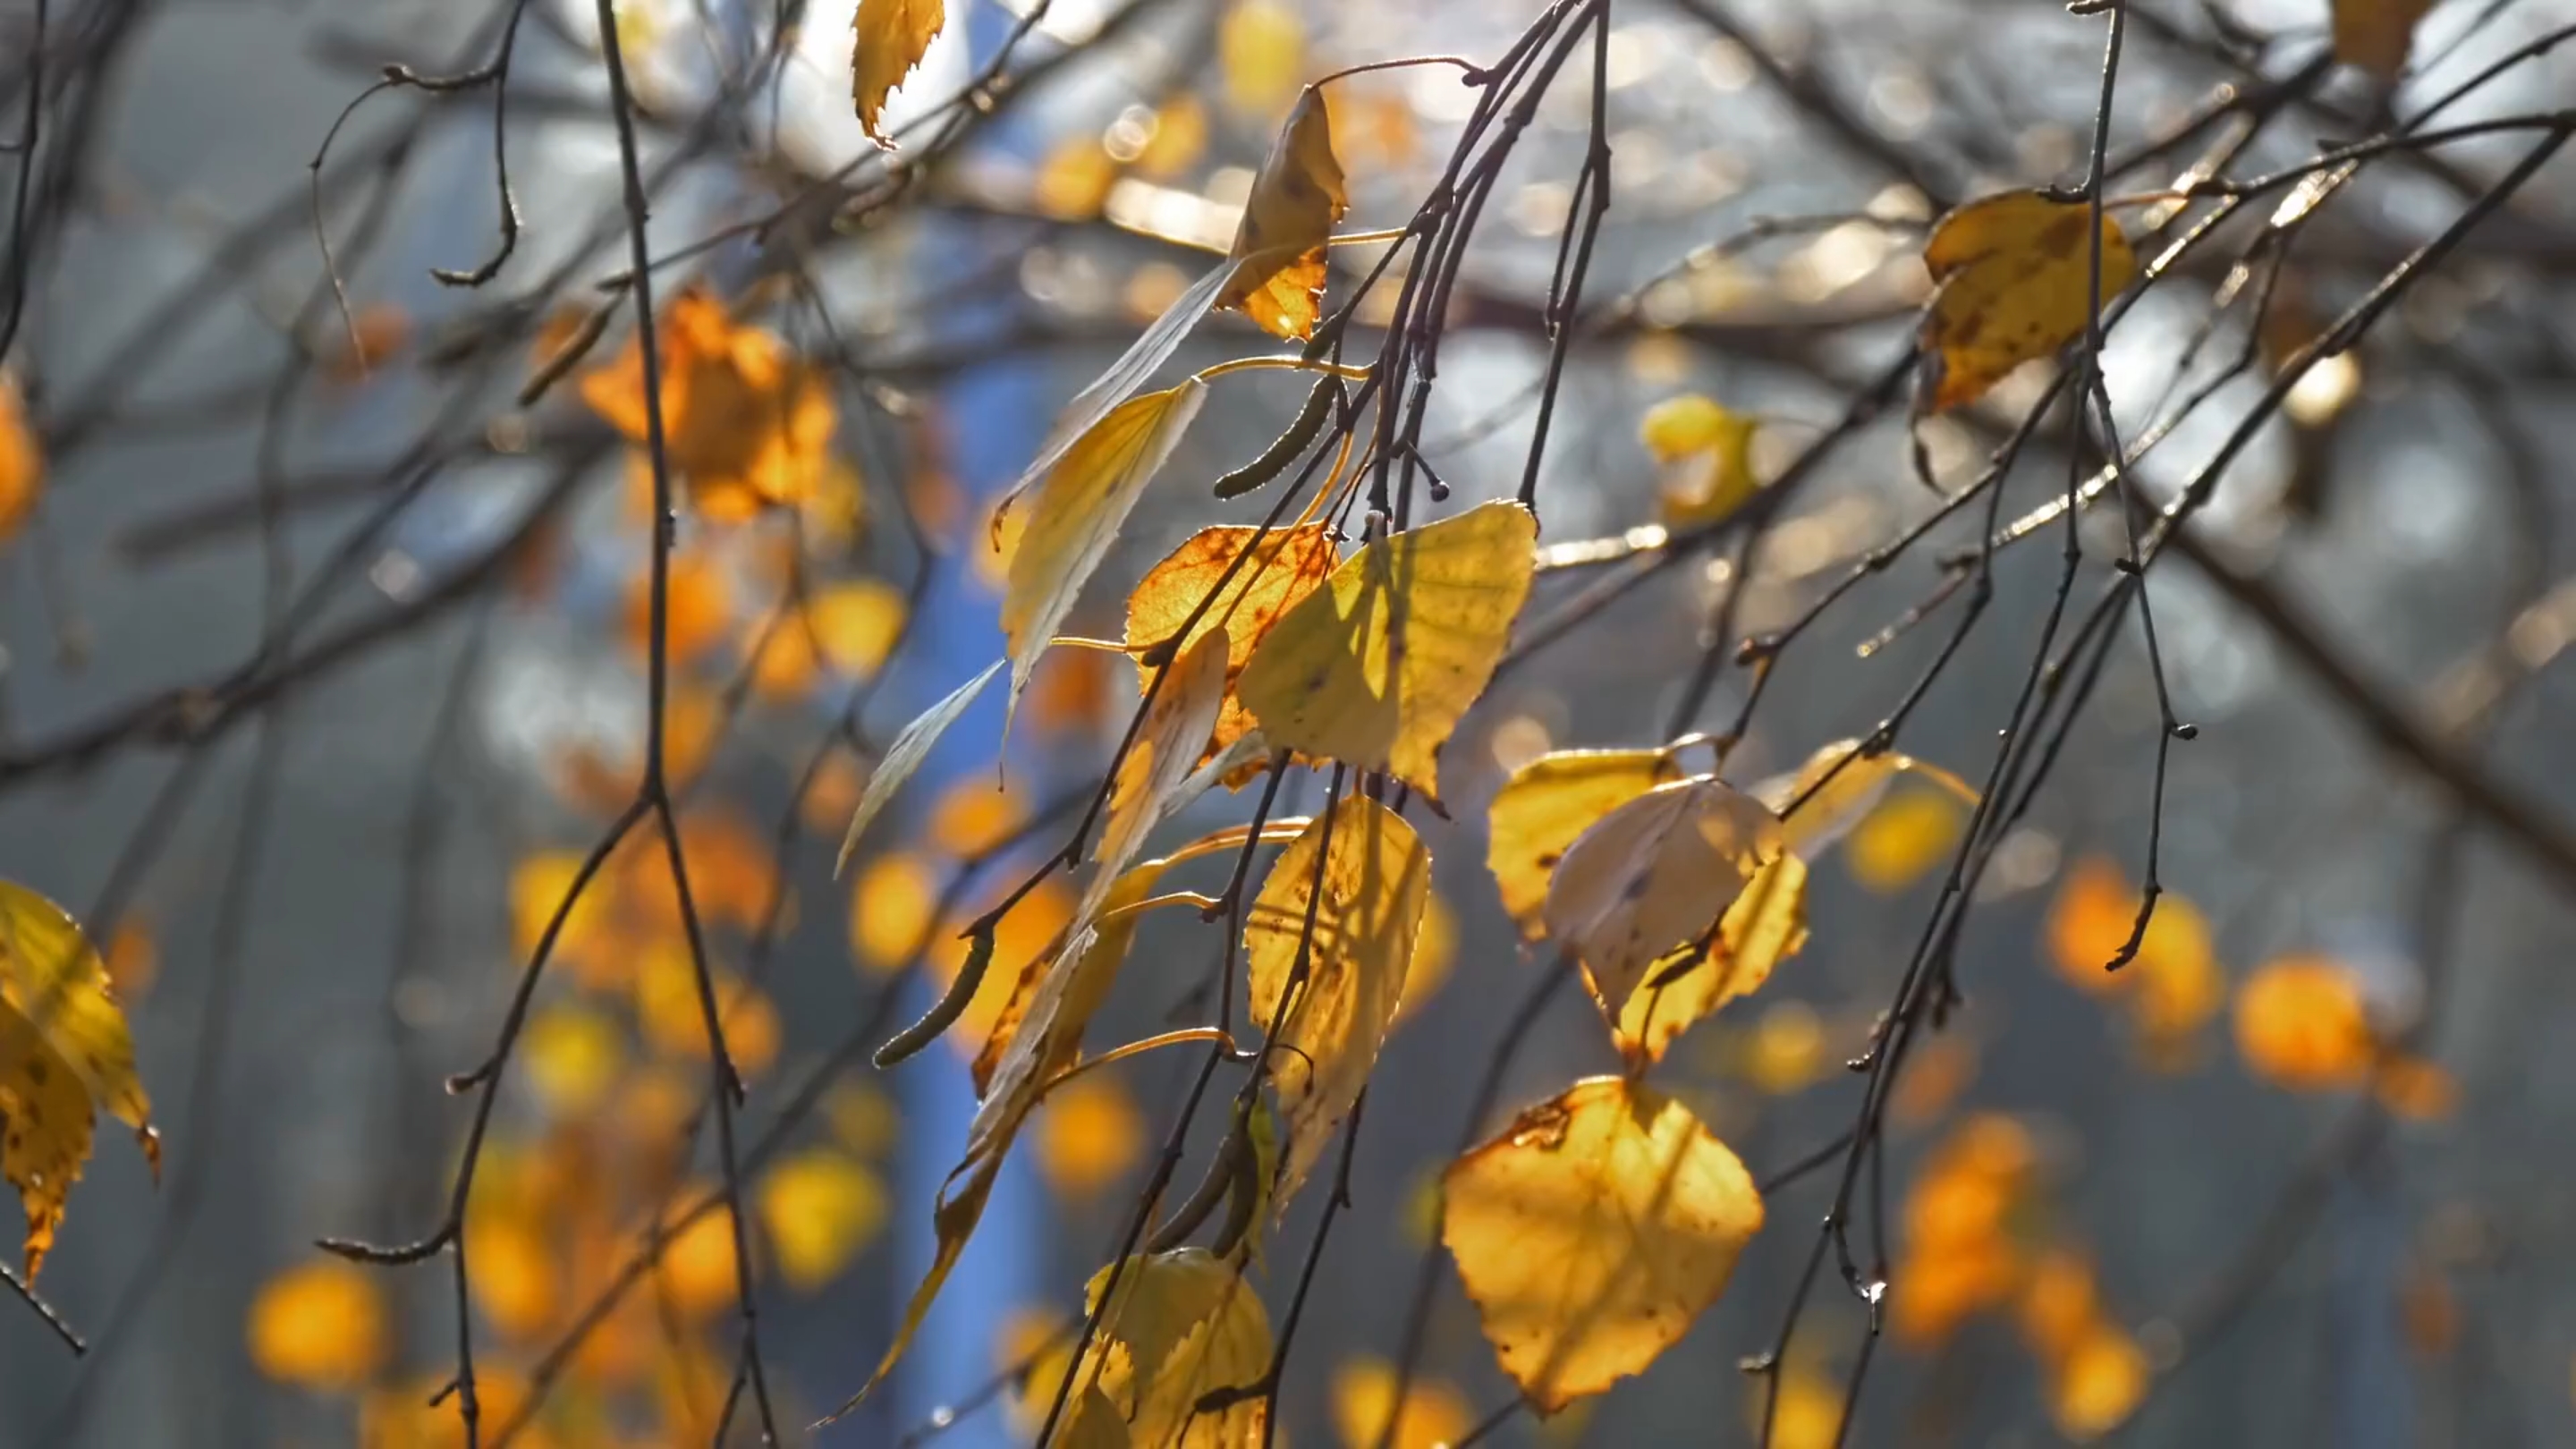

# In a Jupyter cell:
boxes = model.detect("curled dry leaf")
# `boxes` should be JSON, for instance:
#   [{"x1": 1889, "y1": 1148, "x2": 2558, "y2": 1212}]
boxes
[
  {"x1": 1216, "y1": 86, "x2": 1349, "y2": 342},
  {"x1": 1917, "y1": 190, "x2": 2136, "y2": 413},
  {"x1": 1541, "y1": 775, "x2": 1781, "y2": 1029},
  {"x1": 1238, "y1": 500, "x2": 1538, "y2": 804},
  {"x1": 1245, "y1": 794, "x2": 1429, "y2": 1209},
  {"x1": 0, "y1": 881, "x2": 159, "y2": 1277},
  {"x1": 2333, "y1": 0, "x2": 2435, "y2": 80},
  {"x1": 834, "y1": 660, "x2": 1002, "y2": 877},
  {"x1": 1125, "y1": 523, "x2": 1340, "y2": 767},
  {"x1": 852, "y1": 0, "x2": 945, "y2": 147},
  {"x1": 1441, "y1": 1077, "x2": 1764, "y2": 1413},
  {"x1": 1001, "y1": 380, "x2": 1211, "y2": 713},
  {"x1": 1067, "y1": 1246, "x2": 1274, "y2": 1446}
]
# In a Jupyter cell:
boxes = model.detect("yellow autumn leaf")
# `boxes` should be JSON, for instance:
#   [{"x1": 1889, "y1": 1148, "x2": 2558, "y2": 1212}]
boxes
[
  {"x1": 634, "y1": 946, "x2": 780, "y2": 1080},
  {"x1": 825, "y1": 1080, "x2": 902, "y2": 1159},
  {"x1": 1126, "y1": 523, "x2": 1341, "y2": 765},
  {"x1": 0, "y1": 370, "x2": 39, "y2": 542},
  {"x1": 1070, "y1": 1247, "x2": 1275, "y2": 1446},
  {"x1": 2050, "y1": 1320, "x2": 2148, "y2": 1440},
  {"x1": 1441, "y1": 1076, "x2": 1765, "y2": 1413},
  {"x1": 1767, "y1": 1361, "x2": 1846, "y2": 1449},
  {"x1": 1487, "y1": 748, "x2": 1680, "y2": 938},
  {"x1": 1391, "y1": 888, "x2": 1457, "y2": 1030},
  {"x1": 2233, "y1": 953, "x2": 2375, "y2": 1090},
  {"x1": 1035, "y1": 1072, "x2": 1147, "y2": 1202},
  {"x1": 758, "y1": 1149, "x2": 888, "y2": 1291},
  {"x1": 807, "y1": 578, "x2": 908, "y2": 678},
  {"x1": 248, "y1": 1258, "x2": 388, "y2": 1390},
  {"x1": 657, "y1": 1194, "x2": 741, "y2": 1320},
  {"x1": 848, "y1": 850, "x2": 940, "y2": 971},
  {"x1": 463, "y1": 1210, "x2": 556, "y2": 1342},
  {"x1": 2334, "y1": 0, "x2": 2435, "y2": 80},
  {"x1": 1000, "y1": 381, "x2": 1210, "y2": 710},
  {"x1": 1917, "y1": 190, "x2": 2136, "y2": 412},
  {"x1": 521, "y1": 1002, "x2": 625, "y2": 1117},
  {"x1": 1216, "y1": 87, "x2": 1348, "y2": 342},
  {"x1": 1640, "y1": 394, "x2": 1761, "y2": 530},
  {"x1": 1758, "y1": 737, "x2": 1980, "y2": 861},
  {"x1": 1218, "y1": 0, "x2": 1305, "y2": 115},
  {"x1": 1889, "y1": 1114, "x2": 2034, "y2": 1347},
  {"x1": 852, "y1": 0, "x2": 945, "y2": 147},
  {"x1": 928, "y1": 774, "x2": 1026, "y2": 857},
  {"x1": 2017, "y1": 1245, "x2": 2101, "y2": 1368},
  {"x1": 1844, "y1": 788, "x2": 1968, "y2": 893},
  {"x1": 1614, "y1": 851, "x2": 1809, "y2": 1068},
  {"x1": 1238, "y1": 500, "x2": 1538, "y2": 802},
  {"x1": 623, "y1": 547, "x2": 734, "y2": 665},
  {"x1": 0, "y1": 881, "x2": 158, "y2": 1276},
  {"x1": 1542, "y1": 775, "x2": 1781, "y2": 1030},
  {"x1": 580, "y1": 288, "x2": 837, "y2": 516},
  {"x1": 2044, "y1": 856, "x2": 2224, "y2": 1063},
  {"x1": 835, "y1": 660, "x2": 1003, "y2": 875},
  {"x1": 1330, "y1": 1356, "x2": 1474, "y2": 1449},
  {"x1": 1091, "y1": 629, "x2": 1231, "y2": 897},
  {"x1": 1246, "y1": 794, "x2": 1430, "y2": 1208}
]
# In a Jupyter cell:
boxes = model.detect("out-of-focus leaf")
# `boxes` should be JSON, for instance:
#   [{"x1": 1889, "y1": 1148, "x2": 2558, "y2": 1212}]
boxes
[
  {"x1": 248, "y1": 1259, "x2": 387, "y2": 1390},
  {"x1": 1216, "y1": 88, "x2": 1347, "y2": 342},
  {"x1": 2334, "y1": 0, "x2": 2435, "y2": 79},
  {"x1": 1917, "y1": 191, "x2": 2135, "y2": 412},
  {"x1": 1329, "y1": 1356, "x2": 1473, "y2": 1449},
  {"x1": 1218, "y1": 0, "x2": 1306, "y2": 115},
  {"x1": 1441, "y1": 1077, "x2": 1765, "y2": 1413},
  {"x1": 2048, "y1": 1320, "x2": 2148, "y2": 1441},
  {"x1": 0, "y1": 370, "x2": 41, "y2": 541},
  {"x1": 1238, "y1": 501, "x2": 1538, "y2": 803},
  {"x1": 1245, "y1": 795, "x2": 1428, "y2": 1208},
  {"x1": 835, "y1": 661, "x2": 1003, "y2": 876},
  {"x1": 1034, "y1": 1072, "x2": 1147, "y2": 1202},
  {"x1": 2233, "y1": 954, "x2": 2375, "y2": 1090},
  {"x1": 759, "y1": 1149, "x2": 888, "y2": 1290},
  {"x1": 852, "y1": 0, "x2": 945, "y2": 146},
  {"x1": 1640, "y1": 394, "x2": 1761, "y2": 529}
]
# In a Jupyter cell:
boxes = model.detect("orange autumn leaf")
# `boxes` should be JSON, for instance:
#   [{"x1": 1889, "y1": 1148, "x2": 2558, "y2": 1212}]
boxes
[
  {"x1": 0, "y1": 370, "x2": 40, "y2": 542},
  {"x1": 580, "y1": 287, "x2": 837, "y2": 516},
  {"x1": 852, "y1": 0, "x2": 945, "y2": 147},
  {"x1": 2018, "y1": 1246, "x2": 2100, "y2": 1368},
  {"x1": 2045, "y1": 855, "x2": 2224, "y2": 1063},
  {"x1": 1330, "y1": 1357, "x2": 1474, "y2": 1449},
  {"x1": 2233, "y1": 954, "x2": 2375, "y2": 1090},
  {"x1": 759, "y1": 1149, "x2": 889, "y2": 1290},
  {"x1": 850, "y1": 851, "x2": 941, "y2": 972},
  {"x1": 635, "y1": 945, "x2": 781, "y2": 1080},
  {"x1": 248, "y1": 1258, "x2": 389, "y2": 1390},
  {"x1": 1216, "y1": 86, "x2": 1348, "y2": 342},
  {"x1": 2376, "y1": 1053, "x2": 2460, "y2": 1121},
  {"x1": 2050, "y1": 1320, "x2": 2148, "y2": 1441},
  {"x1": 1890, "y1": 1114, "x2": 2038, "y2": 1347},
  {"x1": 620, "y1": 549, "x2": 733, "y2": 666},
  {"x1": 655, "y1": 1196, "x2": 741, "y2": 1320},
  {"x1": 1126, "y1": 522, "x2": 1340, "y2": 765},
  {"x1": 1033, "y1": 1072, "x2": 1147, "y2": 1202},
  {"x1": 320, "y1": 302, "x2": 411, "y2": 385},
  {"x1": 1024, "y1": 645, "x2": 1116, "y2": 739}
]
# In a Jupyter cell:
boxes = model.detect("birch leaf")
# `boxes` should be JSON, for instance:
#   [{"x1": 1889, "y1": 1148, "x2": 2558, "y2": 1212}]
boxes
[
  {"x1": 1541, "y1": 776, "x2": 1780, "y2": 1028},
  {"x1": 1245, "y1": 795, "x2": 1429, "y2": 1209},
  {"x1": 1487, "y1": 749, "x2": 1680, "y2": 939},
  {"x1": 1068, "y1": 1247, "x2": 1274, "y2": 1447},
  {"x1": 1238, "y1": 501, "x2": 1537, "y2": 803},
  {"x1": 834, "y1": 661, "x2": 1002, "y2": 877},
  {"x1": 1216, "y1": 87, "x2": 1348, "y2": 342},
  {"x1": 852, "y1": 0, "x2": 945, "y2": 147},
  {"x1": 1610, "y1": 852, "x2": 1809, "y2": 1068},
  {"x1": 1442, "y1": 1078, "x2": 1764, "y2": 1413},
  {"x1": 1002, "y1": 381, "x2": 1210, "y2": 712},
  {"x1": 1125, "y1": 523, "x2": 1340, "y2": 765},
  {"x1": 1091, "y1": 629, "x2": 1231, "y2": 898},
  {"x1": 1756, "y1": 738, "x2": 1979, "y2": 860},
  {"x1": 1918, "y1": 191, "x2": 2135, "y2": 412}
]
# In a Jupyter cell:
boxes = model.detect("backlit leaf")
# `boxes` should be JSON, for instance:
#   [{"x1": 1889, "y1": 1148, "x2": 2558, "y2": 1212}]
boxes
[
  {"x1": 852, "y1": 0, "x2": 945, "y2": 147},
  {"x1": 521, "y1": 1003, "x2": 624, "y2": 1118},
  {"x1": 2044, "y1": 856, "x2": 2224, "y2": 1064},
  {"x1": 1218, "y1": 0, "x2": 1306, "y2": 115},
  {"x1": 1441, "y1": 1077, "x2": 1765, "y2": 1413},
  {"x1": 1640, "y1": 394, "x2": 1760, "y2": 530},
  {"x1": 1889, "y1": 1114, "x2": 2035, "y2": 1346},
  {"x1": 248, "y1": 1259, "x2": 388, "y2": 1390},
  {"x1": 1542, "y1": 775, "x2": 1781, "y2": 1029},
  {"x1": 1487, "y1": 749, "x2": 1680, "y2": 938},
  {"x1": 1245, "y1": 795, "x2": 1430, "y2": 1208},
  {"x1": 1845, "y1": 789, "x2": 1969, "y2": 893},
  {"x1": 1069, "y1": 1247, "x2": 1274, "y2": 1446},
  {"x1": 1127, "y1": 523, "x2": 1340, "y2": 764},
  {"x1": 1612, "y1": 851, "x2": 1809, "y2": 1068},
  {"x1": 1001, "y1": 382, "x2": 1211, "y2": 711},
  {"x1": 1091, "y1": 630, "x2": 1231, "y2": 898},
  {"x1": 848, "y1": 851, "x2": 939, "y2": 972},
  {"x1": 1757, "y1": 738, "x2": 1979, "y2": 860},
  {"x1": 1216, "y1": 88, "x2": 1347, "y2": 342},
  {"x1": 1917, "y1": 191, "x2": 2135, "y2": 412},
  {"x1": 835, "y1": 661, "x2": 1003, "y2": 875},
  {"x1": 2233, "y1": 954, "x2": 2374, "y2": 1090},
  {"x1": 2049, "y1": 1320, "x2": 2148, "y2": 1441},
  {"x1": 758, "y1": 1149, "x2": 888, "y2": 1290},
  {"x1": 1035, "y1": 1072, "x2": 1147, "y2": 1202},
  {"x1": 0, "y1": 881, "x2": 158, "y2": 1275},
  {"x1": 2334, "y1": 0, "x2": 2435, "y2": 80},
  {"x1": 1238, "y1": 501, "x2": 1538, "y2": 802},
  {"x1": 580, "y1": 288, "x2": 837, "y2": 516}
]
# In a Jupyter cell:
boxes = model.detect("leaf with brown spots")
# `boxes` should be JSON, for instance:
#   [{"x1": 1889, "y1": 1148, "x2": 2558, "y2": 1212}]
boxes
[
  {"x1": 1917, "y1": 191, "x2": 2135, "y2": 412},
  {"x1": 1125, "y1": 523, "x2": 1340, "y2": 766},
  {"x1": 0, "y1": 881, "x2": 159, "y2": 1276}
]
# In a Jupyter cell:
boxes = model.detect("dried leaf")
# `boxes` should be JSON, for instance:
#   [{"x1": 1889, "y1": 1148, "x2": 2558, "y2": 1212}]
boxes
[
  {"x1": 1246, "y1": 795, "x2": 1429, "y2": 1208},
  {"x1": 852, "y1": 0, "x2": 945, "y2": 147},
  {"x1": 1442, "y1": 1077, "x2": 1765, "y2": 1413},
  {"x1": 1918, "y1": 191, "x2": 2136, "y2": 412},
  {"x1": 1092, "y1": 630, "x2": 1231, "y2": 898},
  {"x1": 1238, "y1": 501, "x2": 1538, "y2": 803},
  {"x1": 0, "y1": 881, "x2": 158, "y2": 1276},
  {"x1": 2334, "y1": 0, "x2": 2435, "y2": 80},
  {"x1": 1486, "y1": 749, "x2": 1680, "y2": 939},
  {"x1": 1542, "y1": 775, "x2": 1781, "y2": 1029},
  {"x1": 835, "y1": 661, "x2": 1003, "y2": 876},
  {"x1": 1127, "y1": 524, "x2": 1341, "y2": 767},
  {"x1": 1216, "y1": 88, "x2": 1348, "y2": 342},
  {"x1": 1002, "y1": 382, "x2": 1211, "y2": 711}
]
